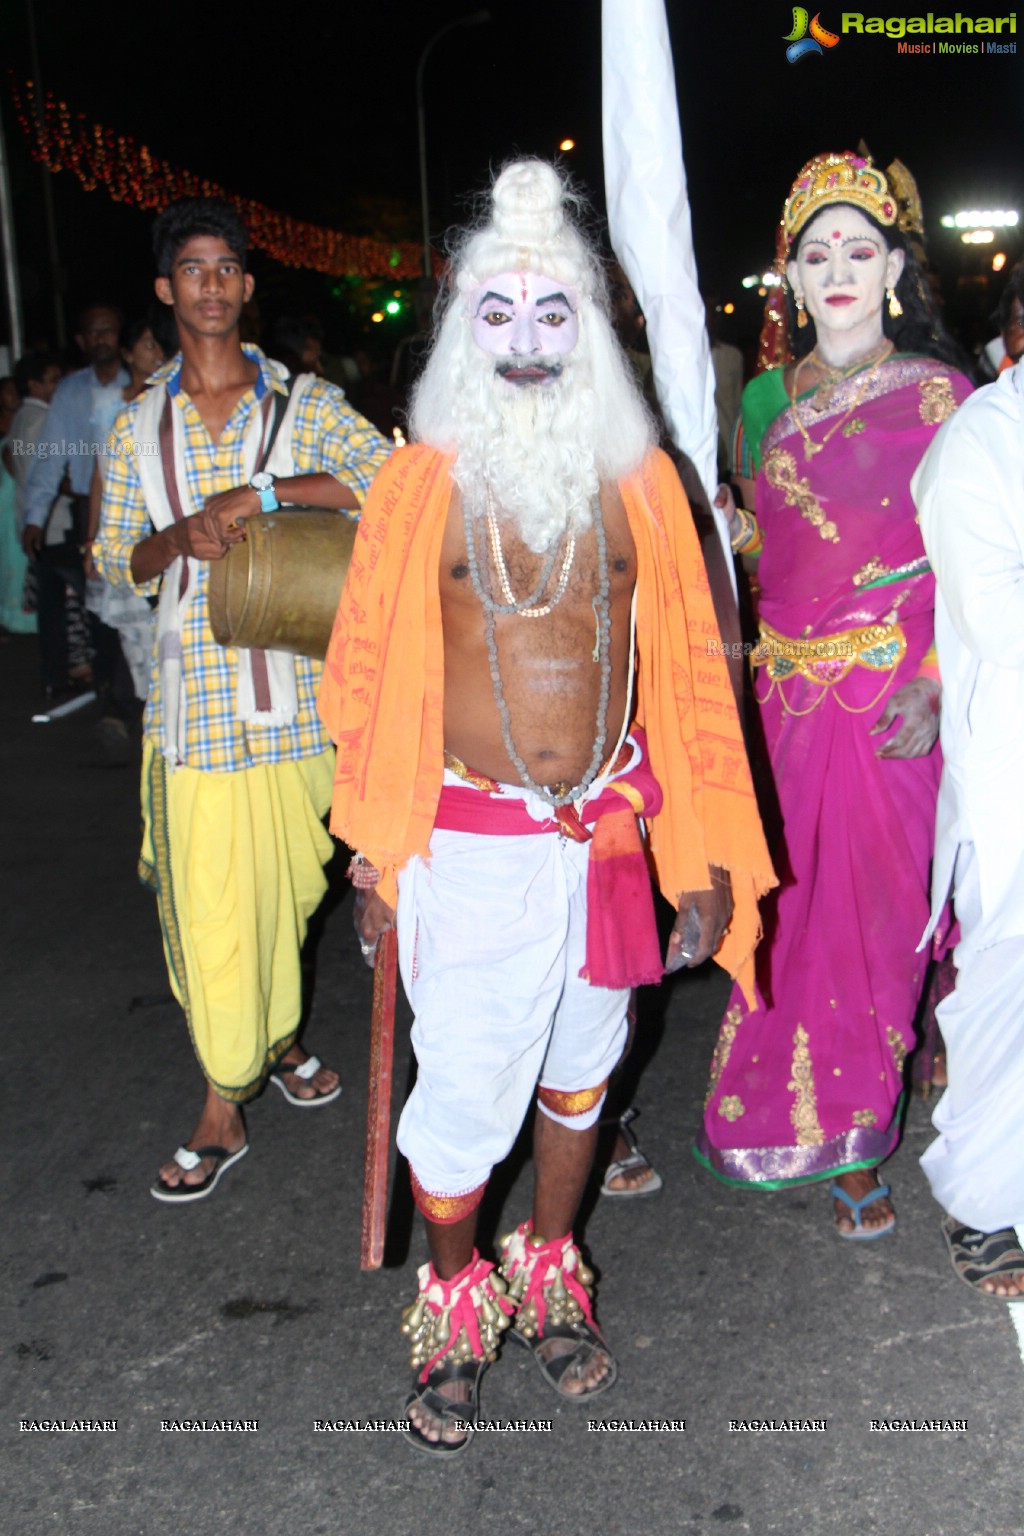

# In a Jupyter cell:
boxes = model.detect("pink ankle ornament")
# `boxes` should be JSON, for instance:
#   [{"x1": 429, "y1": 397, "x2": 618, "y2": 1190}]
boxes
[
  {"x1": 498, "y1": 1221, "x2": 596, "y2": 1337},
  {"x1": 401, "y1": 1251, "x2": 514, "y2": 1382}
]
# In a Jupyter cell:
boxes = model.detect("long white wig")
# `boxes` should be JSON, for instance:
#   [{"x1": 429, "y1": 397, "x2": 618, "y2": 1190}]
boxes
[{"x1": 410, "y1": 160, "x2": 656, "y2": 553}]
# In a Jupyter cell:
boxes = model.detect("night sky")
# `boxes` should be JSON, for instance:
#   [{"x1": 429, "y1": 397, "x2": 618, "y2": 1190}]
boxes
[{"x1": 2, "y1": 0, "x2": 1021, "y2": 356}]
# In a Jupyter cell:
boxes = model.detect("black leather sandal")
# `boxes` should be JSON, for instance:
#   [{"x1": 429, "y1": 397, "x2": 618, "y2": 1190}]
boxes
[
  {"x1": 403, "y1": 1357, "x2": 487, "y2": 1457},
  {"x1": 941, "y1": 1216, "x2": 1024, "y2": 1302},
  {"x1": 510, "y1": 1318, "x2": 619, "y2": 1400}
]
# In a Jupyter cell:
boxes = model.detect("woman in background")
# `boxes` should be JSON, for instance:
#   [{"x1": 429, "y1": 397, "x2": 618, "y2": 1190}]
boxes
[{"x1": 0, "y1": 375, "x2": 37, "y2": 635}]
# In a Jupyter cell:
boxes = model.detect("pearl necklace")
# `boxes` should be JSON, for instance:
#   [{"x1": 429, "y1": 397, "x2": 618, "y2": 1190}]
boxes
[
  {"x1": 464, "y1": 485, "x2": 570, "y2": 618},
  {"x1": 485, "y1": 489, "x2": 577, "y2": 619},
  {"x1": 462, "y1": 488, "x2": 612, "y2": 807}
]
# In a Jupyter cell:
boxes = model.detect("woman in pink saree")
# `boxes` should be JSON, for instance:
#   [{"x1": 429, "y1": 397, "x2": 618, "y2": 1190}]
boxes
[{"x1": 696, "y1": 153, "x2": 972, "y2": 1237}]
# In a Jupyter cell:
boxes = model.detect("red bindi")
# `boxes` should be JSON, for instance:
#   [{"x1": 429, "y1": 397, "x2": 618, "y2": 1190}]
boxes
[{"x1": 519, "y1": 273, "x2": 528, "y2": 302}]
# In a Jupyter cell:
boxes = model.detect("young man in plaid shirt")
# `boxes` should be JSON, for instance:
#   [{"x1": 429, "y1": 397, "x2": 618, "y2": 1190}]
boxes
[{"x1": 96, "y1": 200, "x2": 390, "y2": 1201}]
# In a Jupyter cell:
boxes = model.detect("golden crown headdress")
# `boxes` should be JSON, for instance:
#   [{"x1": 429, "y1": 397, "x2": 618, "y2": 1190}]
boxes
[
  {"x1": 757, "y1": 151, "x2": 913, "y2": 373},
  {"x1": 885, "y1": 157, "x2": 925, "y2": 242},
  {"x1": 783, "y1": 152, "x2": 898, "y2": 246}
]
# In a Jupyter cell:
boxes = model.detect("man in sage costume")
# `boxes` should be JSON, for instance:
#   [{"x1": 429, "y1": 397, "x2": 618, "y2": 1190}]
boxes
[{"x1": 319, "y1": 160, "x2": 774, "y2": 1454}]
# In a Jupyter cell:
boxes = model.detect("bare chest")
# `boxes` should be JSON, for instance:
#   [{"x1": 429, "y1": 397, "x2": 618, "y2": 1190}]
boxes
[
  {"x1": 440, "y1": 483, "x2": 636, "y2": 648},
  {"x1": 438, "y1": 482, "x2": 638, "y2": 788}
]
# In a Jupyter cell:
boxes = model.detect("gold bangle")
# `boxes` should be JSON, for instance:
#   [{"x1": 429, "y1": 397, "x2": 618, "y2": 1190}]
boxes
[{"x1": 730, "y1": 507, "x2": 758, "y2": 553}]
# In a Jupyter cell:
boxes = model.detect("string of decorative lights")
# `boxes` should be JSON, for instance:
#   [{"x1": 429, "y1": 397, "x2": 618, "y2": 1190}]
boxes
[{"x1": 7, "y1": 75, "x2": 432, "y2": 280}]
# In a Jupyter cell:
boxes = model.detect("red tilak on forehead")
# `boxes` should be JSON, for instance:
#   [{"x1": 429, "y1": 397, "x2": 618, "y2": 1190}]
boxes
[
  {"x1": 831, "y1": 230, "x2": 842, "y2": 241},
  {"x1": 519, "y1": 272, "x2": 529, "y2": 302}
]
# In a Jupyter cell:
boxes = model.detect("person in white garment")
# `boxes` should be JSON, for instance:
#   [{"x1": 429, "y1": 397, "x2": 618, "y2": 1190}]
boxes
[{"x1": 912, "y1": 359, "x2": 1024, "y2": 1301}]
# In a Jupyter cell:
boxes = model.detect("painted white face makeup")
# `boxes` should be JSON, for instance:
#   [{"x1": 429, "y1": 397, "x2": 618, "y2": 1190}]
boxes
[
  {"x1": 469, "y1": 270, "x2": 580, "y2": 384},
  {"x1": 787, "y1": 206, "x2": 904, "y2": 344}
]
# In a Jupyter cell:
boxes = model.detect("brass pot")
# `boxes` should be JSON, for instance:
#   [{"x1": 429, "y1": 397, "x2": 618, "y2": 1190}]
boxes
[{"x1": 207, "y1": 506, "x2": 357, "y2": 660}]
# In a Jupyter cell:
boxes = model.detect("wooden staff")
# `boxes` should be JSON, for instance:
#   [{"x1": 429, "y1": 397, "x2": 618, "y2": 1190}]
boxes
[{"x1": 361, "y1": 926, "x2": 398, "y2": 1271}]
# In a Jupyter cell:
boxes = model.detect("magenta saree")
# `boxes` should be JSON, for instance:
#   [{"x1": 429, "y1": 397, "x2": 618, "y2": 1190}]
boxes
[{"x1": 696, "y1": 355, "x2": 972, "y2": 1187}]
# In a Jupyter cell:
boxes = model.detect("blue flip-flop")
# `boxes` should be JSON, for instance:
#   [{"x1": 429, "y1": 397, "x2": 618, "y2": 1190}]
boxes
[{"x1": 830, "y1": 1181, "x2": 896, "y2": 1241}]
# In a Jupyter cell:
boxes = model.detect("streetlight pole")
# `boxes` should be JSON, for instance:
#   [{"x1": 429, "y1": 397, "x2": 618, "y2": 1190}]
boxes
[
  {"x1": 0, "y1": 102, "x2": 24, "y2": 361},
  {"x1": 416, "y1": 9, "x2": 490, "y2": 278},
  {"x1": 25, "y1": 0, "x2": 65, "y2": 347}
]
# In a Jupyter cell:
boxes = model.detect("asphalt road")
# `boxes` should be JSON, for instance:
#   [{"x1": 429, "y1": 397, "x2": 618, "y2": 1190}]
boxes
[{"x1": 3, "y1": 631, "x2": 1022, "y2": 1536}]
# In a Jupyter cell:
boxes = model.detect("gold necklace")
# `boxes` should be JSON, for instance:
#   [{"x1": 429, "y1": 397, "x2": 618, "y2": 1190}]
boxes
[
  {"x1": 789, "y1": 340, "x2": 894, "y2": 459},
  {"x1": 801, "y1": 336, "x2": 894, "y2": 411}
]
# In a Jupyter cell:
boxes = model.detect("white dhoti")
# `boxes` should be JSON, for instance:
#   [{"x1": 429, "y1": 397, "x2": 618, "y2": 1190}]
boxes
[
  {"x1": 921, "y1": 842, "x2": 1024, "y2": 1231},
  {"x1": 395, "y1": 772, "x2": 630, "y2": 1213}
]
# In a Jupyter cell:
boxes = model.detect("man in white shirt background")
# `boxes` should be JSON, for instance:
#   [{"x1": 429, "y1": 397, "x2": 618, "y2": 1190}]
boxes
[
  {"x1": 912, "y1": 358, "x2": 1024, "y2": 1303},
  {"x1": 21, "y1": 306, "x2": 130, "y2": 710}
]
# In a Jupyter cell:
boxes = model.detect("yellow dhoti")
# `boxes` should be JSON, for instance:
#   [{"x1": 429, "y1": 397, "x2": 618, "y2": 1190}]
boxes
[{"x1": 139, "y1": 744, "x2": 335, "y2": 1100}]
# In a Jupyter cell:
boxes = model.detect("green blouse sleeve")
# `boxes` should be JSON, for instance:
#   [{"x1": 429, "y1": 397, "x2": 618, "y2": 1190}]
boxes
[{"x1": 734, "y1": 368, "x2": 788, "y2": 478}]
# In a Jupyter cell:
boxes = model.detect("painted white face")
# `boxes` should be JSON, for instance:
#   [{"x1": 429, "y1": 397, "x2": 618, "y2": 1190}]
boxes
[
  {"x1": 469, "y1": 270, "x2": 579, "y2": 384},
  {"x1": 788, "y1": 206, "x2": 904, "y2": 340}
]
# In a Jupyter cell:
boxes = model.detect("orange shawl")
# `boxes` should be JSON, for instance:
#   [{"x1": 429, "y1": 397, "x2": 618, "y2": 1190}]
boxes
[{"x1": 318, "y1": 444, "x2": 776, "y2": 1001}]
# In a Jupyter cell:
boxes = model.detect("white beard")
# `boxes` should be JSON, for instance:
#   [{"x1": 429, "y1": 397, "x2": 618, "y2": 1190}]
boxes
[
  {"x1": 410, "y1": 298, "x2": 656, "y2": 554},
  {"x1": 454, "y1": 357, "x2": 601, "y2": 553}
]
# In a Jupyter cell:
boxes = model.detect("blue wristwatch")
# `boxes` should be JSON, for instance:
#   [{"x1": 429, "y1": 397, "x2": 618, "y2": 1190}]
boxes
[{"x1": 250, "y1": 471, "x2": 279, "y2": 512}]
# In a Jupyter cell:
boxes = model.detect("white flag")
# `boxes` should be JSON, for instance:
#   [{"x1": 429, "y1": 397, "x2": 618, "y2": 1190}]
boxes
[{"x1": 602, "y1": 0, "x2": 733, "y2": 585}]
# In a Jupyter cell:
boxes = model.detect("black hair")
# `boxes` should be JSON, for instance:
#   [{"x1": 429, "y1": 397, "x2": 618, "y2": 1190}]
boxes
[
  {"x1": 270, "y1": 314, "x2": 323, "y2": 351},
  {"x1": 784, "y1": 209, "x2": 969, "y2": 371},
  {"x1": 152, "y1": 198, "x2": 249, "y2": 278},
  {"x1": 13, "y1": 349, "x2": 60, "y2": 398},
  {"x1": 268, "y1": 314, "x2": 323, "y2": 374},
  {"x1": 995, "y1": 262, "x2": 1024, "y2": 331},
  {"x1": 76, "y1": 302, "x2": 124, "y2": 333},
  {"x1": 120, "y1": 316, "x2": 156, "y2": 352}
]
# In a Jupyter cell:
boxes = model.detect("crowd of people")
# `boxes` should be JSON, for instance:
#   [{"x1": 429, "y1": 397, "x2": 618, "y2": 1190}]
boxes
[{"x1": 2, "y1": 148, "x2": 1022, "y2": 1458}]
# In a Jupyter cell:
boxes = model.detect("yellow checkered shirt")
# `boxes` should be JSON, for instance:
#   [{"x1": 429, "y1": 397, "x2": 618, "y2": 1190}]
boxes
[{"x1": 95, "y1": 347, "x2": 390, "y2": 772}]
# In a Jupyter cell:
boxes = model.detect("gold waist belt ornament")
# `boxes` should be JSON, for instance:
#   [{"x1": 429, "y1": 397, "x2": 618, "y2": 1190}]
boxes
[{"x1": 753, "y1": 619, "x2": 907, "y2": 715}]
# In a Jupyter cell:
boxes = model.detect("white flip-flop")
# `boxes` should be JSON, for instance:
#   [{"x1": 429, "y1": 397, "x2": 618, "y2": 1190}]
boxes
[
  {"x1": 269, "y1": 1054, "x2": 341, "y2": 1107},
  {"x1": 150, "y1": 1142, "x2": 249, "y2": 1204}
]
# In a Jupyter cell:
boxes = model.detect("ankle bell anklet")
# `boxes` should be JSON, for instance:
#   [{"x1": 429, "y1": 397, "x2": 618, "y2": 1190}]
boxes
[
  {"x1": 401, "y1": 1252, "x2": 514, "y2": 1382},
  {"x1": 498, "y1": 1221, "x2": 596, "y2": 1338}
]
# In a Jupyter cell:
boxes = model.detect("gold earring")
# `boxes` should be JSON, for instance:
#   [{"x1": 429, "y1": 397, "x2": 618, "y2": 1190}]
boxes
[
  {"x1": 887, "y1": 287, "x2": 903, "y2": 319},
  {"x1": 795, "y1": 294, "x2": 808, "y2": 329}
]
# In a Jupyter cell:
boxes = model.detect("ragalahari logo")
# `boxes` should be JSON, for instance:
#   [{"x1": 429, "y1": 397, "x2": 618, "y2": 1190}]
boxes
[{"x1": 784, "y1": 8, "x2": 841, "y2": 61}]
